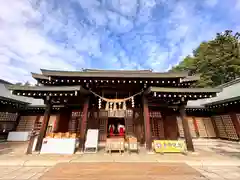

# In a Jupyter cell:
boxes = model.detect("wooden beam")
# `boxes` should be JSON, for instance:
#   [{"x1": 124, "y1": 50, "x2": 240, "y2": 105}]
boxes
[
  {"x1": 35, "y1": 100, "x2": 52, "y2": 152},
  {"x1": 79, "y1": 97, "x2": 90, "y2": 151},
  {"x1": 142, "y1": 96, "x2": 152, "y2": 151},
  {"x1": 179, "y1": 104, "x2": 194, "y2": 152}
]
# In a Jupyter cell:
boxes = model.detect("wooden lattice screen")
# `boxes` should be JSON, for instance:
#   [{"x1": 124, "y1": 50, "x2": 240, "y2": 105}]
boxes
[
  {"x1": 203, "y1": 117, "x2": 216, "y2": 138},
  {"x1": 17, "y1": 116, "x2": 37, "y2": 132},
  {"x1": 212, "y1": 115, "x2": 228, "y2": 139},
  {"x1": 149, "y1": 111, "x2": 164, "y2": 139},
  {"x1": 125, "y1": 109, "x2": 133, "y2": 135},
  {"x1": 195, "y1": 117, "x2": 208, "y2": 138},
  {"x1": 99, "y1": 110, "x2": 108, "y2": 141},
  {"x1": 187, "y1": 117, "x2": 197, "y2": 138},
  {"x1": 69, "y1": 111, "x2": 82, "y2": 133},
  {"x1": 221, "y1": 115, "x2": 238, "y2": 140}
]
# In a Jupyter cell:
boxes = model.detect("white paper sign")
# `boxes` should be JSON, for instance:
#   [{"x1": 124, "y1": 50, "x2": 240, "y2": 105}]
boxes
[{"x1": 85, "y1": 129, "x2": 99, "y2": 148}]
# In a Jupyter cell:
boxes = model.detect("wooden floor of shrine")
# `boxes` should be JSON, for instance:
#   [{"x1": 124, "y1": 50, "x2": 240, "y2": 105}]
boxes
[{"x1": 39, "y1": 163, "x2": 206, "y2": 180}]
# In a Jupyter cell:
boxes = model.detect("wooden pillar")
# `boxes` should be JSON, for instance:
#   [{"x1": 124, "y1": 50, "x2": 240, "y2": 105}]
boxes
[
  {"x1": 192, "y1": 117, "x2": 200, "y2": 138},
  {"x1": 179, "y1": 104, "x2": 194, "y2": 152},
  {"x1": 35, "y1": 100, "x2": 52, "y2": 151},
  {"x1": 142, "y1": 96, "x2": 152, "y2": 151},
  {"x1": 79, "y1": 97, "x2": 89, "y2": 151},
  {"x1": 26, "y1": 116, "x2": 40, "y2": 154},
  {"x1": 211, "y1": 116, "x2": 219, "y2": 138}
]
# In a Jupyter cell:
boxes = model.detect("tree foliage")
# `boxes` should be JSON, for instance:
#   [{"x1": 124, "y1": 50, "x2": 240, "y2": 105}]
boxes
[{"x1": 171, "y1": 30, "x2": 240, "y2": 87}]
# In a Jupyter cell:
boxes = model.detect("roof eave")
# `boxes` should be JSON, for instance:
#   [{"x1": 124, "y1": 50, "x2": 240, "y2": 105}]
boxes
[
  {"x1": 31, "y1": 73, "x2": 49, "y2": 80},
  {"x1": 0, "y1": 96, "x2": 29, "y2": 105},
  {"x1": 7, "y1": 85, "x2": 86, "y2": 92},
  {"x1": 147, "y1": 86, "x2": 222, "y2": 93},
  {"x1": 204, "y1": 96, "x2": 240, "y2": 106}
]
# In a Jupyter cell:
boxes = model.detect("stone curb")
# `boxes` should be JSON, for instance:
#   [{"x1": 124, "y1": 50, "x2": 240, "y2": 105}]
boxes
[{"x1": 0, "y1": 159, "x2": 240, "y2": 167}]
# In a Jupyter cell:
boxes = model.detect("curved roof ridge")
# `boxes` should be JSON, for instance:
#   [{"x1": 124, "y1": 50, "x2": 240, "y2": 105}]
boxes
[{"x1": 217, "y1": 78, "x2": 240, "y2": 88}]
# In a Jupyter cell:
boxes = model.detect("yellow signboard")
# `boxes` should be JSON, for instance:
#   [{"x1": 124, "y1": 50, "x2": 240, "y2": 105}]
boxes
[{"x1": 153, "y1": 140, "x2": 186, "y2": 153}]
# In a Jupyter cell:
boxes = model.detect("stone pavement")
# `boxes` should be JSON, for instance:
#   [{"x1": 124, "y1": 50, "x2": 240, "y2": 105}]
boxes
[
  {"x1": 193, "y1": 165, "x2": 240, "y2": 180},
  {"x1": 0, "y1": 166, "x2": 50, "y2": 180},
  {"x1": 39, "y1": 162, "x2": 206, "y2": 180},
  {"x1": 0, "y1": 140, "x2": 239, "y2": 179},
  {"x1": 0, "y1": 163, "x2": 239, "y2": 180}
]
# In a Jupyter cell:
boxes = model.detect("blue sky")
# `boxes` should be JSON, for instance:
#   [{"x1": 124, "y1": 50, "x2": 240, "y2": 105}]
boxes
[{"x1": 0, "y1": 0, "x2": 240, "y2": 83}]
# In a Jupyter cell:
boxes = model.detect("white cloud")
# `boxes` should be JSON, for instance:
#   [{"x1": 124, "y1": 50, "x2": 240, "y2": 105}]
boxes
[
  {"x1": 0, "y1": 0, "x2": 83, "y2": 83},
  {"x1": 0, "y1": 0, "x2": 239, "y2": 83}
]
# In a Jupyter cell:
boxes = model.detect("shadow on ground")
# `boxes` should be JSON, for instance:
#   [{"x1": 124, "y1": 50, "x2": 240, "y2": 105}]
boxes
[{"x1": 210, "y1": 147, "x2": 240, "y2": 159}]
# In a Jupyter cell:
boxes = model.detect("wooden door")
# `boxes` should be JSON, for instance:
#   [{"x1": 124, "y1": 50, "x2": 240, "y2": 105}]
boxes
[{"x1": 164, "y1": 116, "x2": 178, "y2": 140}]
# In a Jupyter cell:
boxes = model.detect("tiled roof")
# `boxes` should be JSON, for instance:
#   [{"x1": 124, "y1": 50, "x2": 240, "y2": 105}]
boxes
[
  {"x1": 203, "y1": 78, "x2": 240, "y2": 106},
  {"x1": 39, "y1": 69, "x2": 189, "y2": 78},
  {"x1": 188, "y1": 78, "x2": 240, "y2": 107},
  {"x1": 0, "y1": 79, "x2": 44, "y2": 105}
]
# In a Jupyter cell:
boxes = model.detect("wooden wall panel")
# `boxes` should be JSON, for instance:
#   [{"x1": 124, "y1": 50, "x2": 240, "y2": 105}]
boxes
[
  {"x1": 57, "y1": 108, "x2": 71, "y2": 132},
  {"x1": 212, "y1": 116, "x2": 228, "y2": 139},
  {"x1": 46, "y1": 115, "x2": 57, "y2": 134},
  {"x1": 150, "y1": 111, "x2": 164, "y2": 139},
  {"x1": 0, "y1": 112, "x2": 18, "y2": 122},
  {"x1": 195, "y1": 117, "x2": 208, "y2": 138},
  {"x1": 99, "y1": 110, "x2": 108, "y2": 141},
  {"x1": 221, "y1": 115, "x2": 239, "y2": 140},
  {"x1": 99, "y1": 118, "x2": 107, "y2": 141},
  {"x1": 187, "y1": 117, "x2": 197, "y2": 138},
  {"x1": 17, "y1": 116, "x2": 37, "y2": 131},
  {"x1": 203, "y1": 117, "x2": 216, "y2": 137},
  {"x1": 177, "y1": 116, "x2": 184, "y2": 137},
  {"x1": 177, "y1": 116, "x2": 197, "y2": 138},
  {"x1": 126, "y1": 109, "x2": 134, "y2": 135},
  {"x1": 164, "y1": 116, "x2": 178, "y2": 140},
  {"x1": 233, "y1": 114, "x2": 240, "y2": 137}
]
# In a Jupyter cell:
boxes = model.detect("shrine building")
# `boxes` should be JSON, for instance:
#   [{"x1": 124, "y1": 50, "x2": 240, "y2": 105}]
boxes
[{"x1": 2, "y1": 68, "x2": 226, "y2": 154}]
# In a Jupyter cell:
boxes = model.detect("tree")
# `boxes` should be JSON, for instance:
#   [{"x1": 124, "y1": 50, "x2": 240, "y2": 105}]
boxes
[{"x1": 171, "y1": 30, "x2": 240, "y2": 87}]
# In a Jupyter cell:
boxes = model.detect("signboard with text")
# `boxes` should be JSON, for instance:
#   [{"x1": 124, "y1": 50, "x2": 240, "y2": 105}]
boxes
[{"x1": 153, "y1": 140, "x2": 186, "y2": 153}]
